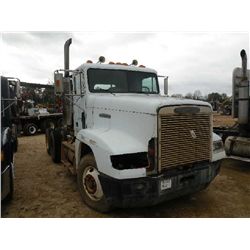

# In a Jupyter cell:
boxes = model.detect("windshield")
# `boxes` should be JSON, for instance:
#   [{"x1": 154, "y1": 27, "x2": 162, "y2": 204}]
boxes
[{"x1": 87, "y1": 69, "x2": 159, "y2": 94}]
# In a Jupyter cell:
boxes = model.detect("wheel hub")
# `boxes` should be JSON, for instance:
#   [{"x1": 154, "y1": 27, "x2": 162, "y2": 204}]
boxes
[
  {"x1": 29, "y1": 126, "x2": 36, "y2": 134},
  {"x1": 85, "y1": 174, "x2": 97, "y2": 194},
  {"x1": 82, "y1": 166, "x2": 104, "y2": 201}
]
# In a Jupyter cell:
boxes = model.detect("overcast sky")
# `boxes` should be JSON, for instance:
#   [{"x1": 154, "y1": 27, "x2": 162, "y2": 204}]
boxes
[{"x1": 1, "y1": 32, "x2": 249, "y2": 96}]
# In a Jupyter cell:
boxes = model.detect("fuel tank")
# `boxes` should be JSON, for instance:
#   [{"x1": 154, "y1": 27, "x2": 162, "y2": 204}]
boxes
[{"x1": 225, "y1": 136, "x2": 250, "y2": 158}]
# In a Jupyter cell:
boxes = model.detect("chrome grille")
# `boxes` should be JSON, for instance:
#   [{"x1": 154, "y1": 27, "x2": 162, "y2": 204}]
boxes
[{"x1": 158, "y1": 107, "x2": 212, "y2": 170}]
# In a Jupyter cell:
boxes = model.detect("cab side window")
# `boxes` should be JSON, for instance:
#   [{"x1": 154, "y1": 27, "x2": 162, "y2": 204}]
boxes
[{"x1": 142, "y1": 77, "x2": 158, "y2": 93}]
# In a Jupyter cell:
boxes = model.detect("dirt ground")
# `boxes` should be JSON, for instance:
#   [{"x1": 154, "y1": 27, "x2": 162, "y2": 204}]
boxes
[
  {"x1": 213, "y1": 113, "x2": 237, "y2": 127},
  {"x1": 1, "y1": 115, "x2": 250, "y2": 218}
]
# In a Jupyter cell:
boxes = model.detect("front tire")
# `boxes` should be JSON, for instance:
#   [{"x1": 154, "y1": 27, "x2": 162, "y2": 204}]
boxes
[
  {"x1": 77, "y1": 154, "x2": 111, "y2": 212},
  {"x1": 4, "y1": 167, "x2": 14, "y2": 202}
]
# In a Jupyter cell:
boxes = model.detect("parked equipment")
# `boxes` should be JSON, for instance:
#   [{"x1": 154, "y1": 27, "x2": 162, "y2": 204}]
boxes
[
  {"x1": 17, "y1": 82, "x2": 63, "y2": 136},
  {"x1": 46, "y1": 38, "x2": 225, "y2": 212},
  {"x1": 18, "y1": 105, "x2": 62, "y2": 136}
]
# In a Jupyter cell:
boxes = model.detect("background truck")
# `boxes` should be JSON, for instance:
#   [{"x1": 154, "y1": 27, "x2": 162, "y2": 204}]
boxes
[
  {"x1": 17, "y1": 82, "x2": 63, "y2": 136},
  {"x1": 1, "y1": 76, "x2": 20, "y2": 201},
  {"x1": 46, "y1": 38, "x2": 225, "y2": 212},
  {"x1": 214, "y1": 50, "x2": 250, "y2": 162},
  {"x1": 18, "y1": 106, "x2": 62, "y2": 136}
]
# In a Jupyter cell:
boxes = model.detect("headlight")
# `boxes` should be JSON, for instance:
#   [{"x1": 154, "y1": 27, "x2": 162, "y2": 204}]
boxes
[{"x1": 213, "y1": 140, "x2": 224, "y2": 152}]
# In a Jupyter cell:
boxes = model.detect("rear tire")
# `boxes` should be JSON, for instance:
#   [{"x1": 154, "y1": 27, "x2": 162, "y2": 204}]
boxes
[
  {"x1": 23, "y1": 123, "x2": 38, "y2": 136},
  {"x1": 12, "y1": 137, "x2": 18, "y2": 153},
  {"x1": 45, "y1": 128, "x2": 52, "y2": 155},
  {"x1": 50, "y1": 129, "x2": 61, "y2": 163},
  {"x1": 41, "y1": 119, "x2": 55, "y2": 133},
  {"x1": 77, "y1": 154, "x2": 111, "y2": 212},
  {"x1": 56, "y1": 118, "x2": 63, "y2": 128}
]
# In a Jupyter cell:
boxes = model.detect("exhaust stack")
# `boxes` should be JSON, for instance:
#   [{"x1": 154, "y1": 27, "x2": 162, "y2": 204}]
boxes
[
  {"x1": 64, "y1": 38, "x2": 72, "y2": 77},
  {"x1": 241, "y1": 49, "x2": 247, "y2": 79},
  {"x1": 238, "y1": 49, "x2": 249, "y2": 126},
  {"x1": 63, "y1": 38, "x2": 73, "y2": 127}
]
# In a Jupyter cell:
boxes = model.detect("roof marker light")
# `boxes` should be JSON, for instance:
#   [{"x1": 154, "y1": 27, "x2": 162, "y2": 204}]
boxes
[
  {"x1": 86, "y1": 60, "x2": 93, "y2": 63},
  {"x1": 131, "y1": 59, "x2": 138, "y2": 66},
  {"x1": 109, "y1": 61, "x2": 115, "y2": 64},
  {"x1": 139, "y1": 65, "x2": 145, "y2": 68},
  {"x1": 97, "y1": 56, "x2": 105, "y2": 63}
]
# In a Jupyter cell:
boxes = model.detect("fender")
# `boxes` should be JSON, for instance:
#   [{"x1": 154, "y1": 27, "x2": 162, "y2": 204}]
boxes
[
  {"x1": 2, "y1": 127, "x2": 11, "y2": 146},
  {"x1": 75, "y1": 128, "x2": 148, "y2": 179},
  {"x1": 212, "y1": 132, "x2": 226, "y2": 162}
]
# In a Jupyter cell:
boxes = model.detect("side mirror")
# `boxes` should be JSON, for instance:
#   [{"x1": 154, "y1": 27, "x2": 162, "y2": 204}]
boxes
[
  {"x1": 15, "y1": 80, "x2": 21, "y2": 99},
  {"x1": 164, "y1": 77, "x2": 168, "y2": 96},
  {"x1": 7, "y1": 78, "x2": 21, "y2": 99}
]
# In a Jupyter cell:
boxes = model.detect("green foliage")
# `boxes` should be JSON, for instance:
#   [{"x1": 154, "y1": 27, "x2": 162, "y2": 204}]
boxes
[{"x1": 20, "y1": 86, "x2": 54, "y2": 106}]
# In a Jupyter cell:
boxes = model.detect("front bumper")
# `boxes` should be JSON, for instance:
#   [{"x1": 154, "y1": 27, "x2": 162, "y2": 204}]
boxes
[{"x1": 99, "y1": 161, "x2": 221, "y2": 208}]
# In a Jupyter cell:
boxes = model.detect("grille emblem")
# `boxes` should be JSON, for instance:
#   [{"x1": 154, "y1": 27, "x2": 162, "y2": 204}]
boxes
[{"x1": 190, "y1": 130, "x2": 197, "y2": 139}]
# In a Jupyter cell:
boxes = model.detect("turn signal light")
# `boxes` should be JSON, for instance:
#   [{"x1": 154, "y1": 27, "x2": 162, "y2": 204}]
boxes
[
  {"x1": 147, "y1": 138, "x2": 156, "y2": 172},
  {"x1": 1, "y1": 150, "x2": 4, "y2": 162},
  {"x1": 148, "y1": 147, "x2": 155, "y2": 157}
]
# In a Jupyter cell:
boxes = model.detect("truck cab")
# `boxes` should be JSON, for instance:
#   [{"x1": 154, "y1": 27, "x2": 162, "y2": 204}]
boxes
[{"x1": 47, "y1": 39, "x2": 225, "y2": 212}]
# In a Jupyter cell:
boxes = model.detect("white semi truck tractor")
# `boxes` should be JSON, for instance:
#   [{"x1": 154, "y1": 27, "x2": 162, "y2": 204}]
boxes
[
  {"x1": 46, "y1": 38, "x2": 225, "y2": 212},
  {"x1": 214, "y1": 49, "x2": 250, "y2": 162}
]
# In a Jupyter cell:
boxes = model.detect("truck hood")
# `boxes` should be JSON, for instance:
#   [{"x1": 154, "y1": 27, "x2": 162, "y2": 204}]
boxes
[{"x1": 89, "y1": 94, "x2": 211, "y2": 115}]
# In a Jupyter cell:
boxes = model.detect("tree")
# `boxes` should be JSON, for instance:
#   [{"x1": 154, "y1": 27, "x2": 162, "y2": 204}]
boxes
[
  {"x1": 193, "y1": 90, "x2": 202, "y2": 100},
  {"x1": 185, "y1": 93, "x2": 193, "y2": 99},
  {"x1": 171, "y1": 93, "x2": 183, "y2": 98},
  {"x1": 207, "y1": 92, "x2": 222, "y2": 102},
  {"x1": 20, "y1": 86, "x2": 55, "y2": 107},
  {"x1": 221, "y1": 93, "x2": 228, "y2": 102}
]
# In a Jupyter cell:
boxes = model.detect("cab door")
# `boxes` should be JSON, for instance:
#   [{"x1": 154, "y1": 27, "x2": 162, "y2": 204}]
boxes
[{"x1": 73, "y1": 73, "x2": 86, "y2": 136}]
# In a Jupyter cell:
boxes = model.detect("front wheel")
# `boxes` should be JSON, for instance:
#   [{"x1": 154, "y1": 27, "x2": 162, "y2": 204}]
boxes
[
  {"x1": 77, "y1": 154, "x2": 111, "y2": 212},
  {"x1": 3, "y1": 167, "x2": 14, "y2": 202}
]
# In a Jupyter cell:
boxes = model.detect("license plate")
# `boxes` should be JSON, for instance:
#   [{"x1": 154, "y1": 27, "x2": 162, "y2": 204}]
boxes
[{"x1": 160, "y1": 178, "x2": 172, "y2": 191}]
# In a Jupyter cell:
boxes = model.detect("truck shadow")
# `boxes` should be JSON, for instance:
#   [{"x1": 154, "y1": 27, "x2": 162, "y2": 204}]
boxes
[
  {"x1": 110, "y1": 190, "x2": 215, "y2": 218},
  {"x1": 221, "y1": 158, "x2": 250, "y2": 172},
  {"x1": 1, "y1": 199, "x2": 13, "y2": 217}
]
